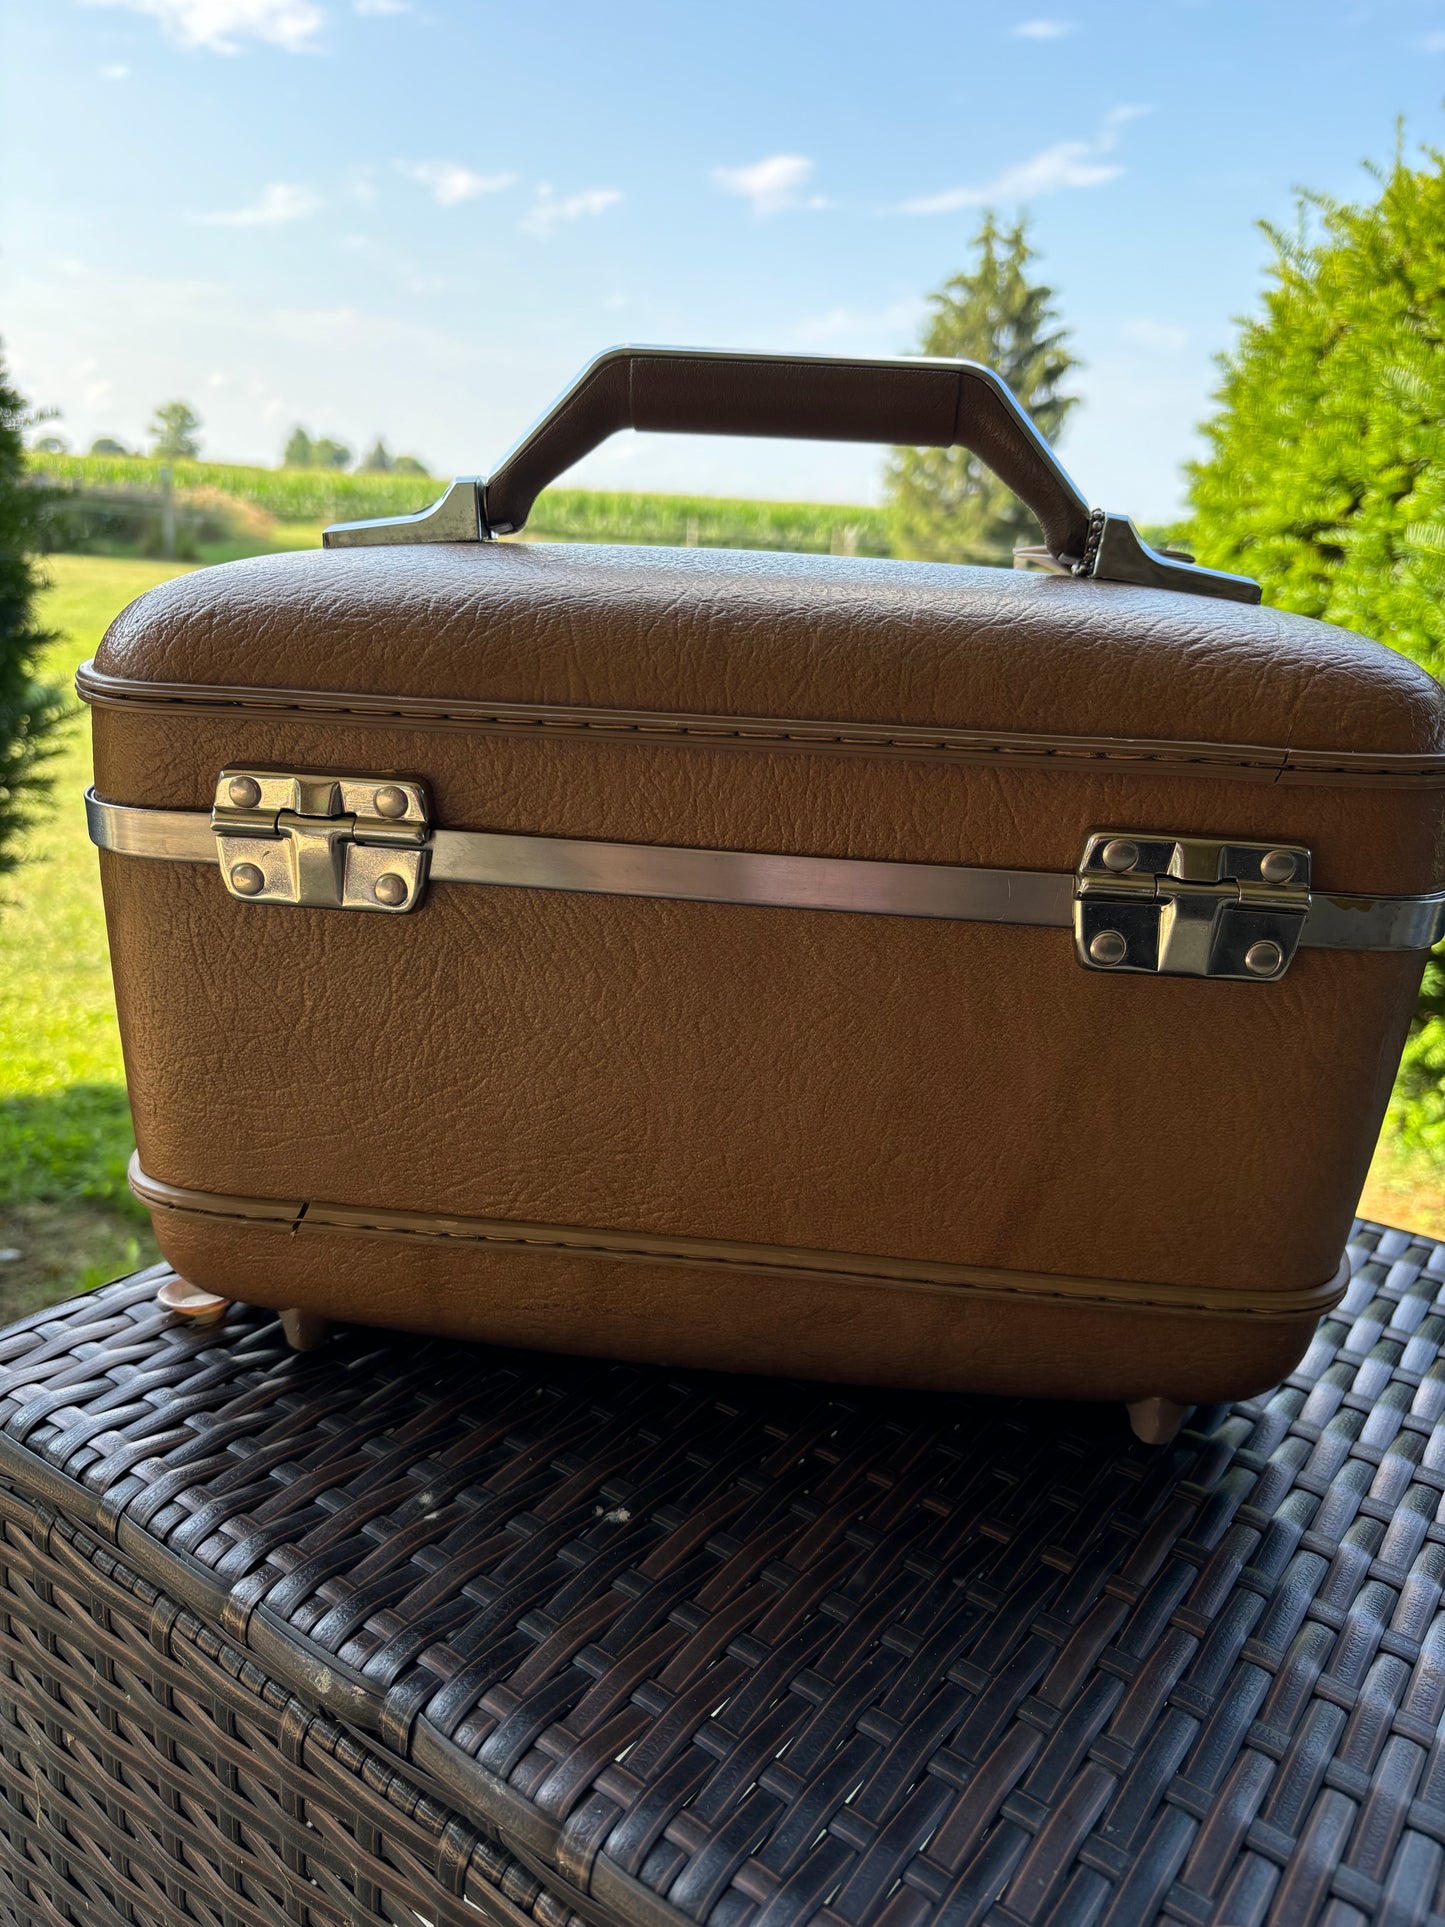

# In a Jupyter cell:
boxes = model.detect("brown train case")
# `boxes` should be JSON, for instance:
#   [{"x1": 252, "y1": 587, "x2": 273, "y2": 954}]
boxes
[{"x1": 79, "y1": 348, "x2": 1445, "y2": 1442}]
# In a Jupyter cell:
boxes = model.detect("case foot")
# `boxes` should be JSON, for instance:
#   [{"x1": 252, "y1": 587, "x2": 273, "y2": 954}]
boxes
[
  {"x1": 278, "y1": 1307, "x2": 332, "y2": 1352},
  {"x1": 156, "y1": 1277, "x2": 231, "y2": 1329},
  {"x1": 1127, "y1": 1397, "x2": 1188, "y2": 1445}
]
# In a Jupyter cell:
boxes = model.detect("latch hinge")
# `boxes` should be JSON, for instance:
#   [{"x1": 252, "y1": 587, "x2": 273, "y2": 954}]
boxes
[
  {"x1": 1075, "y1": 833, "x2": 1310, "y2": 980},
  {"x1": 212, "y1": 770, "x2": 431, "y2": 912}
]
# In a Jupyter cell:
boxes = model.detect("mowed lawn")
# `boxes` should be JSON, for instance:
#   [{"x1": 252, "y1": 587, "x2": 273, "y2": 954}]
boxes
[
  {"x1": 0, "y1": 557, "x2": 193, "y2": 1312},
  {"x1": 1, "y1": 552, "x2": 1443, "y2": 1323}
]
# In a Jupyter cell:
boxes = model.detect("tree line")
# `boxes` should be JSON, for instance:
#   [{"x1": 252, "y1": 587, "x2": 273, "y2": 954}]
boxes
[{"x1": 34, "y1": 399, "x2": 430, "y2": 477}]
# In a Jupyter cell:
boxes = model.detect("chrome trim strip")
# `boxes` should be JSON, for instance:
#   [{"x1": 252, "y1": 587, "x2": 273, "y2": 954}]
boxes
[
  {"x1": 428, "y1": 828, "x2": 1075, "y2": 926},
  {"x1": 85, "y1": 791, "x2": 1445, "y2": 951},
  {"x1": 1298, "y1": 891, "x2": 1445, "y2": 953},
  {"x1": 86, "y1": 791, "x2": 216, "y2": 862}
]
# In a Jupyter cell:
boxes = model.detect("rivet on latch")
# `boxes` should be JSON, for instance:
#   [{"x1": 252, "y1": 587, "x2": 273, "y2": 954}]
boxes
[
  {"x1": 227, "y1": 775, "x2": 262, "y2": 809},
  {"x1": 373, "y1": 872, "x2": 408, "y2": 906},
  {"x1": 1089, "y1": 929, "x2": 1128, "y2": 966},
  {"x1": 1101, "y1": 839, "x2": 1140, "y2": 873},
  {"x1": 1244, "y1": 940, "x2": 1283, "y2": 977},
  {"x1": 373, "y1": 786, "x2": 409, "y2": 819},
  {"x1": 230, "y1": 862, "x2": 265, "y2": 896},
  {"x1": 1259, "y1": 850, "x2": 1296, "y2": 884}
]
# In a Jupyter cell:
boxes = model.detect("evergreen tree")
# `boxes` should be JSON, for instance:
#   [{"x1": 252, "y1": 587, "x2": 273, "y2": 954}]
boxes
[
  {"x1": 885, "y1": 216, "x2": 1079, "y2": 565},
  {"x1": 1187, "y1": 148, "x2": 1445, "y2": 1155},
  {"x1": 0, "y1": 352, "x2": 66, "y2": 883},
  {"x1": 359, "y1": 438, "x2": 394, "y2": 472},
  {"x1": 148, "y1": 401, "x2": 202, "y2": 460},
  {"x1": 283, "y1": 426, "x2": 314, "y2": 467}
]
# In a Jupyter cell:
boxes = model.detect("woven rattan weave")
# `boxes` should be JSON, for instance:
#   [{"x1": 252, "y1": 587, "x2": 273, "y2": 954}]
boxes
[{"x1": 1, "y1": 1226, "x2": 1444, "y2": 1927}]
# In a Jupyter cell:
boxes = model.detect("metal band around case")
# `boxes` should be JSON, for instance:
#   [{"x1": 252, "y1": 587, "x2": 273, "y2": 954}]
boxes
[{"x1": 85, "y1": 789, "x2": 1445, "y2": 956}]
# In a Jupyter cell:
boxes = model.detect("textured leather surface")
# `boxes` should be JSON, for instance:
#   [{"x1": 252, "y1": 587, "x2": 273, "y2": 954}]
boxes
[
  {"x1": 99, "y1": 844, "x2": 1423, "y2": 1299},
  {"x1": 93, "y1": 544, "x2": 1445, "y2": 758},
  {"x1": 128, "y1": 1160, "x2": 1352, "y2": 1319},
  {"x1": 88, "y1": 541, "x2": 1445, "y2": 1406},
  {"x1": 92, "y1": 705, "x2": 1445, "y2": 895},
  {"x1": 145, "y1": 1211, "x2": 1323, "y2": 1407},
  {"x1": 482, "y1": 351, "x2": 1094, "y2": 560}
]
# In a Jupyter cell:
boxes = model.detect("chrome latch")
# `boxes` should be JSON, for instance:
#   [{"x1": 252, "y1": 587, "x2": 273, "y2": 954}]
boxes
[
  {"x1": 1075, "y1": 833, "x2": 1310, "y2": 980},
  {"x1": 212, "y1": 770, "x2": 431, "y2": 912}
]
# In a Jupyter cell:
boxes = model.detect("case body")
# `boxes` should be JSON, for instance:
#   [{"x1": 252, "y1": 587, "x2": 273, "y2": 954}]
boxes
[{"x1": 82, "y1": 539, "x2": 1445, "y2": 1407}]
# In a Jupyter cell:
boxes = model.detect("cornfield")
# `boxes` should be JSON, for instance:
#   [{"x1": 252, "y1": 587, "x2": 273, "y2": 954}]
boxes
[{"x1": 26, "y1": 454, "x2": 893, "y2": 556}]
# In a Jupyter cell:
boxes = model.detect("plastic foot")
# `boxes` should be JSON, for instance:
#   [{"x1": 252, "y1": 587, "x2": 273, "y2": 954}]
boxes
[
  {"x1": 278, "y1": 1307, "x2": 332, "y2": 1352},
  {"x1": 156, "y1": 1277, "x2": 230, "y2": 1329},
  {"x1": 1127, "y1": 1397, "x2": 1188, "y2": 1445}
]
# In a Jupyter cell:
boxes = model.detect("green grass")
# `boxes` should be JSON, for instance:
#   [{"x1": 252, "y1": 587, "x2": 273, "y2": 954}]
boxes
[
  {"x1": 0, "y1": 549, "x2": 1440, "y2": 1319},
  {"x1": 0, "y1": 556, "x2": 193, "y2": 1306},
  {"x1": 0, "y1": 556, "x2": 195, "y2": 1200}
]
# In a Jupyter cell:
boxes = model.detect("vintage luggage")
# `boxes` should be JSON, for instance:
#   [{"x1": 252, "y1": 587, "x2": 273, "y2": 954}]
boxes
[{"x1": 80, "y1": 347, "x2": 1445, "y2": 1442}]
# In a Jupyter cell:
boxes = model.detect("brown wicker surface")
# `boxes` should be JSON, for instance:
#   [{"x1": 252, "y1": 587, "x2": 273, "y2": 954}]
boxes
[{"x1": 0, "y1": 1227, "x2": 1443, "y2": 1927}]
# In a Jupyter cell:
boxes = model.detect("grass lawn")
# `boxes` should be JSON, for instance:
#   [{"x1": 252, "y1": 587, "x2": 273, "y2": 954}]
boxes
[{"x1": 1, "y1": 550, "x2": 1442, "y2": 1323}]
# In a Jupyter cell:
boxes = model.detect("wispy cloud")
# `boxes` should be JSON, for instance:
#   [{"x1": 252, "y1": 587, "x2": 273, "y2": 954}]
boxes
[
  {"x1": 355, "y1": 0, "x2": 408, "y2": 11},
  {"x1": 1122, "y1": 317, "x2": 1188, "y2": 352},
  {"x1": 899, "y1": 105, "x2": 1149, "y2": 214},
  {"x1": 196, "y1": 181, "x2": 321, "y2": 225},
  {"x1": 521, "y1": 185, "x2": 622, "y2": 237},
  {"x1": 1010, "y1": 18, "x2": 1076, "y2": 37},
  {"x1": 712, "y1": 153, "x2": 825, "y2": 216},
  {"x1": 100, "y1": 62, "x2": 131, "y2": 78},
  {"x1": 398, "y1": 161, "x2": 516, "y2": 205},
  {"x1": 82, "y1": 0, "x2": 325, "y2": 53},
  {"x1": 1421, "y1": 29, "x2": 1445, "y2": 49}
]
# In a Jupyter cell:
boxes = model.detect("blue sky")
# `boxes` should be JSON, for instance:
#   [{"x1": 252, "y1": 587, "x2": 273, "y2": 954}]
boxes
[{"x1": 5, "y1": 0, "x2": 1445, "y2": 518}]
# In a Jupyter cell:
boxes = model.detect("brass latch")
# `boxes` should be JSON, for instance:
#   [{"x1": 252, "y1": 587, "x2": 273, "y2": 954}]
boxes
[
  {"x1": 211, "y1": 770, "x2": 430, "y2": 912},
  {"x1": 1075, "y1": 833, "x2": 1311, "y2": 980}
]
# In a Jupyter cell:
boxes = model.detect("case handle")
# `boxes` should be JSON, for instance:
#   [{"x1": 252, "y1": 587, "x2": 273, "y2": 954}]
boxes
[
  {"x1": 483, "y1": 346, "x2": 1093, "y2": 561},
  {"x1": 324, "y1": 345, "x2": 1259, "y2": 603}
]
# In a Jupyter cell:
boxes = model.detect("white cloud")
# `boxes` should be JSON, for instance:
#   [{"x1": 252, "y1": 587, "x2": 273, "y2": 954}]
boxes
[
  {"x1": 711, "y1": 153, "x2": 823, "y2": 216},
  {"x1": 100, "y1": 62, "x2": 131, "y2": 78},
  {"x1": 521, "y1": 185, "x2": 622, "y2": 237},
  {"x1": 355, "y1": 0, "x2": 408, "y2": 11},
  {"x1": 1010, "y1": 18, "x2": 1075, "y2": 37},
  {"x1": 398, "y1": 161, "x2": 516, "y2": 206},
  {"x1": 196, "y1": 181, "x2": 321, "y2": 225},
  {"x1": 82, "y1": 0, "x2": 325, "y2": 52},
  {"x1": 1422, "y1": 29, "x2": 1445, "y2": 49},
  {"x1": 899, "y1": 105, "x2": 1149, "y2": 213},
  {"x1": 1122, "y1": 317, "x2": 1188, "y2": 352}
]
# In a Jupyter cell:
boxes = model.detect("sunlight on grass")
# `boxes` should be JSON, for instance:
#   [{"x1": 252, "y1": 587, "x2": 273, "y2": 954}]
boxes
[
  {"x1": 0, "y1": 556, "x2": 196, "y2": 1303},
  {"x1": 1, "y1": 557, "x2": 194, "y2": 1184}
]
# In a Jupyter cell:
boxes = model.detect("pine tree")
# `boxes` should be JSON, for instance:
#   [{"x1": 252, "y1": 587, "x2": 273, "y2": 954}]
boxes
[
  {"x1": 359, "y1": 438, "x2": 394, "y2": 473},
  {"x1": 885, "y1": 217, "x2": 1079, "y2": 565},
  {"x1": 0, "y1": 351, "x2": 66, "y2": 883},
  {"x1": 1187, "y1": 148, "x2": 1445, "y2": 1156},
  {"x1": 283, "y1": 426, "x2": 314, "y2": 468}
]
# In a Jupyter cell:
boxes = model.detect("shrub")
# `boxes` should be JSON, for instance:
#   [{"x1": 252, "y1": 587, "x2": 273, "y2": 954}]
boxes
[
  {"x1": 1187, "y1": 147, "x2": 1445, "y2": 1151},
  {"x1": 0, "y1": 353, "x2": 66, "y2": 882}
]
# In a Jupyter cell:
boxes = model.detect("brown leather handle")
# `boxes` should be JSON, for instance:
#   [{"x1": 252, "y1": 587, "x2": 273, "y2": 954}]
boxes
[{"x1": 481, "y1": 346, "x2": 1095, "y2": 563}]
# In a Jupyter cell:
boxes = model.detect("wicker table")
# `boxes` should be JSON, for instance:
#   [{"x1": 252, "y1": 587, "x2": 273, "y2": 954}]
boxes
[{"x1": 0, "y1": 1227, "x2": 1443, "y2": 1927}]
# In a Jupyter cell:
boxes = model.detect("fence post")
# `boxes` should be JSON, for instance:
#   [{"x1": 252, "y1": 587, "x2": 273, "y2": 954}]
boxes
[{"x1": 159, "y1": 464, "x2": 175, "y2": 559}]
